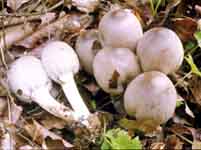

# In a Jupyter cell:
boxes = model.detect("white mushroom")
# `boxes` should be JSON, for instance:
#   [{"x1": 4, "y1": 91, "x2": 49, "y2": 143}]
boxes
[
  {"x1": 72, "y1": 0, "x2": 99, "y2": 13},
  {"x1": 137, "y1": 27, "x2": 184, "y2": 74},
  {"x1": 93, "y1": 47, "x2": 141, "y2": 94},
  {"x1": 41, "y1": 41, "x2": 90, "y2": 120},
  {"x1": 99, "y1": 8, "x2": 143, "y2": 51},
  {"x1": 7, "y1": 56, "x2": 80, "y2": 123},
  {"x1": 124, "y1": 71, "x2": 177, "y2": 130},
  {"x1": 75, "y1": 29, "x2": 101, "y2": 74}
]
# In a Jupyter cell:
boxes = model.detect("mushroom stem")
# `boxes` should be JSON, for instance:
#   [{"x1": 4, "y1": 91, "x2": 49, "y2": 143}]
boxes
[
  {"x1": 32, "y1": 86, "x2": 88, "y2": 126},
  {"x1": 60, "y1": 72, "x2": 91, "y2": 119}
]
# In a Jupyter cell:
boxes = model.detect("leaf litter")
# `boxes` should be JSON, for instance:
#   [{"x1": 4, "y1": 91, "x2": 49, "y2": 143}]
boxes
[{"x1": 1, "y1": 0, "x2": 201, "y2": 149}]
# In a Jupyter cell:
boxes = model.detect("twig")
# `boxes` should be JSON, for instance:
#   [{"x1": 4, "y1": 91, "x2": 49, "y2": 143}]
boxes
[{"x1": 171, "y1": 129, "x2": 193, "y2": 144}]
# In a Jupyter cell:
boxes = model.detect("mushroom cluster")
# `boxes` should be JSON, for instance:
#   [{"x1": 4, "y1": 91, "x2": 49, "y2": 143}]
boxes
[
  {"x1": 76, "y1": 8, "x2": 184, "y2": 131},
  {"x1": 7, "y1": 8, "x2": 184, "y2": 133},
  {"x1": 7, "y1": 42, "x2": 97, "y2": 130}
]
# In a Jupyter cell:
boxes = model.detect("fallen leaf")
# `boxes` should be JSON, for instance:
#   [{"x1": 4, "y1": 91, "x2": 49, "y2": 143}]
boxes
[
  {"x1": 39, "y1": 13, "x2": 57, "y2": 27},
  {"x1": 43, "y1": 137, "x2": 68, "y2": 149},
  {"x1": 7, "y1": 0, "x2": 31, "y2": 11},
  {"x1": 0, "y1": 23, "x2": 37, "y2": 49},
  {"x1": 0, "y1": 85, "x2": 7, "y2": 97},
  {"x1": 165, "y1": 135, "x2": 183, "y2": 149},
  {"x1": 170, "y1": 124, "x2": 192, "y2": 136},
  {"x1": 172, "y1": 17, "x2": 197, "y2": 42},
  {"x1": 17, "y1": 14, "x2": 92, "y2": 48},
  {"x1": 118, "y1": 118, "x2": 159, "y2": 133},
  {"x1": 189, "y1": 76, "x2": 201, "y2": 107},
  {"x1": 40, "y1": 114, "x2": 67, "y2": 130},
  {"x1": 24, "y1": 120, "x2": 73, "y2": 148},
  {"x1": 0, "y1": 98, "x2": 7, "y2": 117},
  {"x1": 0, "y1": 13, "x2": 56, "y2": 28},
  {"x1": 150, "y1": 142, "x2": 165, "y2": 149},
  {"x1": 10, "y1": 102, "x2": 23, "y2": 124},
  {"x1": 3, "y1": 101, "x2": 23, "y2": 124}
]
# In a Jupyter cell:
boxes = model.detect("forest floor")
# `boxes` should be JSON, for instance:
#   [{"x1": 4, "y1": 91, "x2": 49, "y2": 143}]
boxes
[{"x1": 1, "y1": 0, "x2": 201, "y2": 149}]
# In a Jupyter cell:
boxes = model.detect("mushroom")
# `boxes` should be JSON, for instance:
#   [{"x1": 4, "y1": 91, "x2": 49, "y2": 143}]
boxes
[
  {"x1": 93, "y1": 47, "x2": 141, "y2": 94},
  {"x1": 99, "y1": 8, "x2": 143, "y2": 51},
  {"x1": 7, "y1": 56, "x2": 81, "y2": 123},
  {"x1": 124, "y1": 71, "x2": 177, "y2": 130},
  {"x1": 75, "y1": 29, "x2": 102, "y2": 74},
  {"x1": 41, "y1": 41, "x2": 90, "y2": 119},
  {"x1": 137, "y1": 27, "x2": 184, "y2": 74}
]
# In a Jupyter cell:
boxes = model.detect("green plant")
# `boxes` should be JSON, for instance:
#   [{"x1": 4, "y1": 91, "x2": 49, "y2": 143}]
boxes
[
  {"x1": 185, "y1": 54, "x2": 201, "y2": 77},
  {"x1": 149, "y1": 0, "x2": 165, "y2": 16},
  {"x1": 101, "y1": 128, "x2": 142, "y2": 150}
]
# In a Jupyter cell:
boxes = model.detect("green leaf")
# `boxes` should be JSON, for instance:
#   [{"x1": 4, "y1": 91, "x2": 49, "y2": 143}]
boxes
[
  {"x1": 131, "y1": 137, "x2": 142, "y2": 150},
  {"x1": 176, "y1": 100, "x2": 184, "y2": 108},
  {"x1": 185, "y1": 54, "x2": 201, "y2": 77},
  {"x1": 101, "y1": 128, "x2": 142, "y2": 150},
  {"x1": 184, "y1": 41, "x2": 196, "y2": 51},
  {"x1": 91, "y1": 99, "x2": 96, "y2": 109},
  {"x1": 101, "y1": 140, "x2": 111, "y2": 150},
  {"x1": 194, "y1": 31, "x2": 201, "y2": 48}
]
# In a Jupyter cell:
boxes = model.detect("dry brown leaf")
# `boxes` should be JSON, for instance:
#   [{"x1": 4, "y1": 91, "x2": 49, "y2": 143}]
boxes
[
  {"x1": 40, "y1": 114, "x2": 67, "y2": 130},
  {"x1": 43, "y1": 137, "x2": 69, "y2": 149},
  {"x1": 0, "y1": 13, "x2": 56, "y2": 28},
  {"x1": 118, "y1": 118, "x2": 160, "y2": 133},
  {"x1": 0, "y1": 98, "x2": 7, "y2": 117},
  {"x1": 7, "y1": 0, "x2": 31, "y2": 11},
  {"x1": 0, "y1": 23, "x2": 37, "y2": 49},
  {"x1": 71, "y1": 0, "x2": 100, "y2": 13},
  {"x1": 165, "y1": 135, "x2": 183, "y2": 150},
  {"x1": 188, "y1": 76, "x2": 201, "y2": 107},
  {"x1": 0, "y1": 69, "x2": 10, "y2": 96},
  {"x1": 10, "y1": 102, "x2": 23, "y2": 124},
  {"x1": 24, "y1": 120, "x2": 73, "y2": 148},
  {"x1": 0, "y1": 85, "x2": 7, "y2": 97},
  {"x1": 17, "y1": 14, "x2": 92, "y2": 48},
  {"x1": 150, "y1": 142, "x2": 165, "y2": 150},
  {"x1": 39, "y1": 13, "x2": 57, "y2": 27},
  {"x1": 3, "y1": 101, "x2": 23, "y2": 124},
  {"x1": 170, "y1": 124, "x2": 192, "y2": 135},
  {"x1": 172, "y1": 17, "x2": 197, "y2": 42}
]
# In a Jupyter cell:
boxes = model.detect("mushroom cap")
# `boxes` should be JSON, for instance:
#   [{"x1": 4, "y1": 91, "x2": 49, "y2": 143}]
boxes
[
  {"x1": 7, "y1": 56, "x2": 51, "y2": 103},
  {"x1": 93, "y1": 47, "x2": 141, "y2": 94},
  {"x1": 124, "y1": 71, "x2": 176, "y2": 127},
  {"x1": 41, "y1": 41, "x2": 80, "y2": 83},
  {"x1": 75, "y1": 29, "x2": 101, "y2": 74},
  {"x1": 99, "y1": 9, "x2": 143, "y2": 51},
  {"x1": 137, "y1": 27, "x2": 184, "y2": 74}
]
